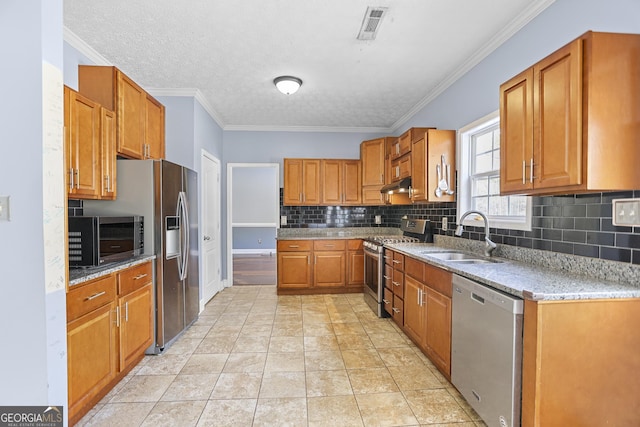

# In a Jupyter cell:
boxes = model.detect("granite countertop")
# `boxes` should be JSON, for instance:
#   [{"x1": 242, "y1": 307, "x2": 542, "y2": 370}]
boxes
[
  {"x1": 386, "y1": 240, "x2": 640, "y2": 301},
  {"x1": 69, "y1": 255, "x2": 156, "y2": 286}
]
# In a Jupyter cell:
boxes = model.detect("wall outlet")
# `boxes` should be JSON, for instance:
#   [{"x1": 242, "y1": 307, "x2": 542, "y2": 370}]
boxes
[
  {"x1": 0, "y1": 196, "x2": 10, "y2": 221},
  {"x1": 613, "y1": 198, "x2": 640, "y2": 226},
  {"x1": 258, "y1": 238, "x2": 262, "y2": 244},
  {"x1": 375, "y1": 215, "x2": 382, "y2": 224},
  {"x1": 442, "y1": 217, "x2": 448, "y2": 231},
  {"x1": 280, "y1": 215, "x2": 287, "y2": 226}
]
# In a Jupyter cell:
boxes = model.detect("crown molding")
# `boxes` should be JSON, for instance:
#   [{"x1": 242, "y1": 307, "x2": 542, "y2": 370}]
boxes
[
  {"x1": 222, "y1": 124, "x2": 392, "y2": 134},
  {"x1": 391, "y1": 0, "x2": 555, "y2": 132},
  {"x1": 63, "y1": 27, "x2": 112, "y2": 65},
  {"x1": 146, "y1": 88, "x2": 226, "y2": 129}
]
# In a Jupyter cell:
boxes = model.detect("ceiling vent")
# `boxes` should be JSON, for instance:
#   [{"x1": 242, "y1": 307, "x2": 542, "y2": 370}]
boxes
[{"x1": 357, "y1": 7, "x2": 388, "y2": 40}]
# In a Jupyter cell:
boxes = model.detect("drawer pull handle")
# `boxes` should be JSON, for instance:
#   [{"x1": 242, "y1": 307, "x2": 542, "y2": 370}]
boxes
[
  {"x1": 392, "y1": 308, "x2": 400, "y2": 313},
  {"x1": 383, "y1": 275, "x2": 391, "y2": 280},
  {"x1": 392, "y1": 281, "x2": 400, "y2": 287},
  {"x1": 289, "y1": 245, "x2": 300, "y2": 248},
  {"x1": 85, "y1": 291, "x2": 106, "y2": 301},
  {"x1": 392, "y1": 260, "x2": 401, "y2": 264},
  {"x1": 125, "y1": 302, "x2": 129, "y2": 322},
  {"x1": 115, "y1": 306, "x2": 120, "y2": 327},
  {"x1": 382, "y1": 299, "x2": 390, "y2": 304},
  {"x1": 134, "y1": 273, "x2": 148, "y2": 280}
]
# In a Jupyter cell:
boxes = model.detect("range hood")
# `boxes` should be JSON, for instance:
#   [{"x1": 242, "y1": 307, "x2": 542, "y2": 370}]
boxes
[{"x1": 380, "y1": 177, "x2": 411, "y2": 194}]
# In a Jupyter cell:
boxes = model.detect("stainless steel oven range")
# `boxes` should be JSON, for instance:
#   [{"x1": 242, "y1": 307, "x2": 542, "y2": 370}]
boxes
[{"x1": 363, "y1": 218, "x2": 432, "y2": 317}]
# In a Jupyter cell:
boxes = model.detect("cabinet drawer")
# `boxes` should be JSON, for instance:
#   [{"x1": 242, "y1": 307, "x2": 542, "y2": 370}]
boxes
[
  {"x1": 347, "y1": 239, "x2": 363, "y2": 251},
  {"x1": 277, "y1": 240, "x2": 313, "y2": 251},
  {"x1": 383, "y1": 287, "x2": 393, "y2": 315},
  {"x1": 384, "y1": 264, "x2": 394, "y2": 290},
  {"x1": 405, "y1": 257, "x2": 424, "y2": 282},
  {"x1": 313, "y1": 239, "x2": 346, "y2": 251},
  {"x1": 118, "y1": 261, "x2": 153, "y2": 295},
  {"x1": 424, "y1": 263, "x2": 452, "y2": 298},
  {"x1": 392, "y1": 252, "x2": 405, "y2": 271},
  {"x1": 67, "y1": 275, "x2": 117, "y2": 322},
  {"x1": 392, "y1": 269, "x2": 404, "y2": 299},
  {"x1": 384, "y1": 249, "x2": 394, "y2": 266}
]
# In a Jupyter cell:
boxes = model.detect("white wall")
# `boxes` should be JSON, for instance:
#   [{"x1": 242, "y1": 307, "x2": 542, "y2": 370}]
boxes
[{"x1": 0, "y1": 0, "x2": 68, "y2": 416}]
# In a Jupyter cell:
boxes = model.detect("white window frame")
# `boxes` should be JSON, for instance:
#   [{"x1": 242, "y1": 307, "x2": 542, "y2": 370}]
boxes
[{"x1": 457, "y1": 110, "x2": 532, "y2": 231}]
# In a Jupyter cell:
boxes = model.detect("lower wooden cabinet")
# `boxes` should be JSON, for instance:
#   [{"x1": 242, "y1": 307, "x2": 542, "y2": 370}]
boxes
[
  {"x1": 401, "y1": 256, "x2": 453, "y2": 379},
  {"x1": 67, "y1": 261, "x2": 153, "y2": 425},
  {"x1": 277, "y1": 239, "x2": 363, "y2": 294}
]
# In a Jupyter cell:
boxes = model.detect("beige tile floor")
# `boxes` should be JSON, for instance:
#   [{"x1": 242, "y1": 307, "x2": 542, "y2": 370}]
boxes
[{"x1": 77, "y1": 285, "x2": 488, "y2": 427}]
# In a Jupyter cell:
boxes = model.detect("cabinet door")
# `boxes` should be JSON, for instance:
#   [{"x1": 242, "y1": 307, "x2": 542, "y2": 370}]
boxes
[
  {"x1": 277, "y1": 252, "x2": 312, "y2": 288},
  {"x1": 534, "y1": 39, "x2": 583, "y2": 190},
  {"x1": 303, "y1": 159, "x2": 322, "y2": 205},
  {"x1": 321, "y1": 160, "x2": 342, "y2": 205},
  {"x1": 116, "y1": 72, "x2": 145, "y2": 159},
  {"x1": 347, "y1": 240, "x2": 364, "y2": 287},
  {"x1": 66, "y1": 87, "x2": 101, "y2": 198},
  {"x1": 100, "y1": 108, "x2": 116, "y2": 199},
  {"x1": 391, "y1": 154, "x2": 411, "y2": 180},
  {"x1": 426, "y1": 130, "x2": 456, "y2": 202},
  {"x1": 283, "y1": 159, "x2": 303, "y2": 205},
  {"x1": 119, "y1": 284, "x2": 153, "y2": 370},
  {"x1": 314, "y1": 251, "x2": 346, "y2": 287},
  {"x1": 342, "y1": 160, "x2": 362, "y2": 205},
  {"x1": 500, "y1": 68, "x2": 534, "y2": 194},
  {"x1": 361, "y1": 138, "x2": 385, "y2": 186},
  {"x1": 425, "y1": 288, "x2": 452, "y2": 376},
  {"x1": 145, "y1": 95, "x2": 165, "y2": 159},
  {"x1": 67, "y1": 302, "x2": 118, "y2": 421},
  {"x1": 362, "y1": 186, "x2": 384, "y2": 205},
  {"x1": 403, "y1": 276, "x2": 425, "y2": 345},
  {"x1": 411, "y1": 137, "x2": 426, "y2": 201}
]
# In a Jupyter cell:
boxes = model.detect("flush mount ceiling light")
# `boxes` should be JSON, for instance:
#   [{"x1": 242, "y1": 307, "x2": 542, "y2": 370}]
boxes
[{"x1": 274, "y1": 76, "x2": 302, "y2": 95}]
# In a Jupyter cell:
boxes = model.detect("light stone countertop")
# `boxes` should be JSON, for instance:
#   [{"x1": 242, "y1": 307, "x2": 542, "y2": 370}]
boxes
[
  {"x1": 277, "y1": 228, "x2": 639, "y2": 301},
  {"x1": 69, "y1": 255, "x2": 156, "y2": 286},
  {"x1": 386, "y1": 238, "x2": 640, "y2": 301}
]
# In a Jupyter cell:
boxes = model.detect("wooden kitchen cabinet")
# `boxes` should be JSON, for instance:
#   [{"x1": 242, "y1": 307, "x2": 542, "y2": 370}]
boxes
[
  {"x1": 99, "y1": 107, "x2": 117, "y2": 199},
  {"x1": 390, "y1": 153, "x2": 411, "y2": 182},
  {"x1": 116, "y1": 262, "x2": 153, "y2": 370},
  {"x1": 400, "y1": 256, "x2": 453, "y2": 379},
  {"x1": 283, "y1": 158, "x2": 322, "y2": 205},
  {"x1": 313, "y1": 240, "x2": 346, "y2": 287},
  {"x1": 361, "y1": 138, "x2": 387, "y2": 205},
  {"x1": 321, "y1": 159, "x2": 361, "y2": 205},
  {"x1": 384, "y1": 249, "x2": 405, "y2": 325},
  {"x1": 78, "y1": 65, "x2": 166, "y2": 160},
  {"x1": 64, "y1": 86, "x2": 101, "y2": 199},
  {"x1": 522, "y1": 298, "x2": 640, "y2": 427},
  {"x1": 67, "y1": 275, "x2": 118, "y2": 425},
  {"x1": 500, "y1": 31, "x2": 640, "y2": 195},
  {"x1": 411, "y1": 129, "x2": 456, "y2": 203},
  {"x1": 67, "y1": 261, "x2": 154, "y2": 426},
  {"x1": 277, "y1": 239, "x2": 363, "y2": 294},
  {"x1": 390, "y1": 127, "x2": 431, "y2": 160},
  {"x1": 347, "y1": 239, "x2": 364, "y2": 288},
  {"x1": 277, "y1": 240, "x2": 313, "y2": 289}
]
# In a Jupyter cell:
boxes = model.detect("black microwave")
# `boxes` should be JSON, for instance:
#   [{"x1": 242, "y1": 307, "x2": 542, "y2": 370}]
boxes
[{"x1": 68, "y1": 216, "x2": 144, "y2": 267}]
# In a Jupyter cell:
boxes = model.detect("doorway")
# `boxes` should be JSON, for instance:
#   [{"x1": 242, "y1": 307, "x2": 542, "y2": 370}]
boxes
[{"x1": 226, "y1": 163, "x2": 279, "y2": 286}]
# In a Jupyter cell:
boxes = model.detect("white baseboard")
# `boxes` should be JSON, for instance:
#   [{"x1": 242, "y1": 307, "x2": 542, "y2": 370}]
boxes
[{"x1": 232, "y1": 249, "x2": 276, "y2": 255}]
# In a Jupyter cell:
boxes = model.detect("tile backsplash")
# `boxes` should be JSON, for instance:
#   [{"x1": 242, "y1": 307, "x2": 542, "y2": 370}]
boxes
[{"x1": 280, "y1": 189, "x2": 640, "y2": 265}]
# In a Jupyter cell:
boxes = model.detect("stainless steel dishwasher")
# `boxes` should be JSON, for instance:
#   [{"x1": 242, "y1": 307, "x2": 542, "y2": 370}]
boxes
[{"x1": 451, "y1": 274, "x2": 524, "y2": 427}]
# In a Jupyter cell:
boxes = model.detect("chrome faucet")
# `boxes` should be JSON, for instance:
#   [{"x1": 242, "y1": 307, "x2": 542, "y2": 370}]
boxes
[{"x1": 455, "y1": 210, "x2": 497, "y2": 257}]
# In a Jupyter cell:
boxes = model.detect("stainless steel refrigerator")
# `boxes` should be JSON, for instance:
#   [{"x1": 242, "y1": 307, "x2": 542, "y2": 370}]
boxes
[{"x1": 84, "y1": 159, "x2": 199, "y2": 354}]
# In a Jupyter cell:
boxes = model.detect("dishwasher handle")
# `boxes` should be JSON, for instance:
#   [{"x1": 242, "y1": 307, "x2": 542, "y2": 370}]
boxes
[{"x1": 471, "y1": 292, "x2": 485, "y2": 305}]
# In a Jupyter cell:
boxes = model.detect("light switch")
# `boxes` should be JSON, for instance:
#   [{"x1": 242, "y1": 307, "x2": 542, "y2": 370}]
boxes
[
  {"x1": 375, "y1": 215, "x2": 382, "y2": 224},
  {"x1": 0, "y1": 196, "x2": 10, "y2": 221},
  {"x1": 612, "y1": 198, "x2": 640, "y2": 226},
  {"x1": 280, "y1": 215, "x2": 287, "y2": 226}
]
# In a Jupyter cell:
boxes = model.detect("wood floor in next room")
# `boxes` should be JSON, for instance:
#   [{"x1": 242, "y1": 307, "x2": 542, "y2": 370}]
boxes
[
  {"x1": 76, "y1": 285, "x2": 487, "y2": 427},
  {"x1": 233, "y1": 254, "x2": 277, "y2": 285}
]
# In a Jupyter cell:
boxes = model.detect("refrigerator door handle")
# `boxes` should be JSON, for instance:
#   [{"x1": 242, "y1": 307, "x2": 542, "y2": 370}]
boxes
[{"x1": 177, "y1": 191, "x2": 189, "y2": 281}]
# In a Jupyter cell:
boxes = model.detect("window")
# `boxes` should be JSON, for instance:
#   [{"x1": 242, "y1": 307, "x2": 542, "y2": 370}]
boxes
[{"x1": 457, "y1": 111, "x2": 531, "y2": 231}]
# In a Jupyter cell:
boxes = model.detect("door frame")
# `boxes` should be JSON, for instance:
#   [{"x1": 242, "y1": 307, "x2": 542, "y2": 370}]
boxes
[
  {"x1": 200, "y1": 149, "x2": 222, "y2": 310},
  {"x1": 226, "y1": 163, "x2": 280, "y2": 287}
]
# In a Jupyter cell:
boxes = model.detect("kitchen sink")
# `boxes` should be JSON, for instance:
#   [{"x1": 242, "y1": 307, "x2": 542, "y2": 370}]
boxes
[{"x1": 422, "y1": 252, "x2": 501, "y2": 264}]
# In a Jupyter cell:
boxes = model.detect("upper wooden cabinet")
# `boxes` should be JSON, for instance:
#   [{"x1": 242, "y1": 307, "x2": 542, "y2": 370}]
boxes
[
  {"x1": 321, "y1": 159, "x2": 361, "y2": 205},
  {"x1": 283, "y1": 158, "x2": 321, "y2": 205},
  {"x1": 390, "y1": 128, "x2": 431, "y2": 160},
  {"x1": 361, "y1": 138, "x2": 385, "y2": 187},
  {"x1": 411, "y1": 129, "x2": 456, "y2": 203},
  {"x1": 78, "y1": 66, "x2": 165, "y2": 160},
  {"x1": 500, "y1": 31, "x2": 640, "y2": 195},
  {"x1": 65, "y1": 86, "x2": 115, "y2": 200}
]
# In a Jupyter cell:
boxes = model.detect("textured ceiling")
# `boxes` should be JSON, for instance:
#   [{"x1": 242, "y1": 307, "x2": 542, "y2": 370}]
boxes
[{"x1": 63, "y1": 0, "x2": 553, "y2": 131}]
